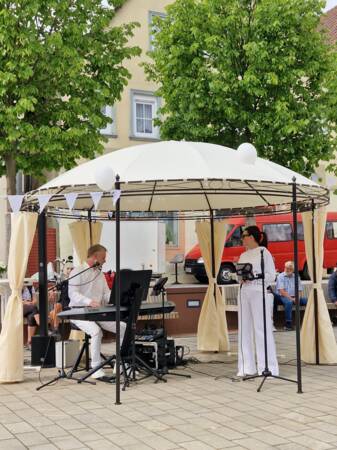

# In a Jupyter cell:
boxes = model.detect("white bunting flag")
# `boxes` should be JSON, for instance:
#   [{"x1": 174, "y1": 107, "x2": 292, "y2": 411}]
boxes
[
  {"x1": 90, "y1": 192, "x2": 103, "y2": 210},
  {"x1": 36, "y1": 194, "x2": 52, "y2": 213},
  {"x1": 64, "y1": 193, "x2": 78, "y2": 210},
  {"x1": 112, "y1": 189, "x2": 121, "y2": 206},
  {"x1": 7, "y1": 195, "x2": 24, "y2": 213}
]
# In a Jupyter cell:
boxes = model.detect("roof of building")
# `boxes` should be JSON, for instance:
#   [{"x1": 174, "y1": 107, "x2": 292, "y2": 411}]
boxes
[{"x1": 321, "y1": 5, "x2": 337, "y2": 43}]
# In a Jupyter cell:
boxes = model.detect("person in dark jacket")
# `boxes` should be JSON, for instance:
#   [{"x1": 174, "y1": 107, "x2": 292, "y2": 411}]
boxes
[{"x1": 328, "y1": 271, "x2": 337, "y2": 305}]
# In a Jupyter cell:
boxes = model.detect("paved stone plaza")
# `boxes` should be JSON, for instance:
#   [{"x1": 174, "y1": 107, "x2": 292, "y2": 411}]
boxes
[{"x1": 1, "y1": 330, "x2": 337, "y2": 450}]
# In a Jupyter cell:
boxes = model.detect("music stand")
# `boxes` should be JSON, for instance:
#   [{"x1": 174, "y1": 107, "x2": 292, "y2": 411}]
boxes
[
  {"x1": 78, "y1": 279, "x2": 166, "y2": 386},
  {"x1": 170, "y1": 254, "x2": 184, "y2": 284}
]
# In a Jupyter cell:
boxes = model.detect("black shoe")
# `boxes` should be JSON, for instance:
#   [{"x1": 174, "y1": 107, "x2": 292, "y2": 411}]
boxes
[{"x1": 283, "y1": 325, "x2": 293, "y2": 331}]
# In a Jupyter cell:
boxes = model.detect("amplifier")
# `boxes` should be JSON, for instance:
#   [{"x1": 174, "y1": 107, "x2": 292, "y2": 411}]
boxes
[
  {"x1": 55, "y1": 340, "x2": 80, "y2": 368},
  {"x1": 135, "y1": 338, "x2": 176, "y2": 370}
]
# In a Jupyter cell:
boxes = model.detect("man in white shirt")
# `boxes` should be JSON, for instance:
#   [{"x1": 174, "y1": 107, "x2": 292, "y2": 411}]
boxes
[{"x1": 68, "y1": 244, "x2": 126, "y2": 379}]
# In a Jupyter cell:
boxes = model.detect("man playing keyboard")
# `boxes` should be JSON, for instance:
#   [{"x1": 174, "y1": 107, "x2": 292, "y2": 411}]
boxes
[{"x1": 68, "y1": 244, "x2": 126, "y2": 379}]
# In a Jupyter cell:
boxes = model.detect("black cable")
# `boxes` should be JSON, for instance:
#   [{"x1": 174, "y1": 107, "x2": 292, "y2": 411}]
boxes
[
  {"x1": 67, "y1": 270, "x2": 102, "y2": 288},
  {"x1": 38, "y1": 335, "x2": 56, "y2": 386}
]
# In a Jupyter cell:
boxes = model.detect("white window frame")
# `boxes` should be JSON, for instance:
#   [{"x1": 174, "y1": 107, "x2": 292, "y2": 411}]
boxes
[
  {"x1": 100, "y1": 105, "x2": 117, "y2": 136},
  {"x1": 131, "y1": 91, "x2": 160, "y2": 140},
  {"x1": 149, "y1": 11, "x2": 167, "y2": 51}
]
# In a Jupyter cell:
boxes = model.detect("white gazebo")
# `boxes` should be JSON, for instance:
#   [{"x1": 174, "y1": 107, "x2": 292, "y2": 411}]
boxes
[{"x1": 0, "y1": 141, "x2": 333, "y2": 401}]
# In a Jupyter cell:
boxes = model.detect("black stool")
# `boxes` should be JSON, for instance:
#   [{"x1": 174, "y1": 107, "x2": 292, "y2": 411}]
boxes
[
  {"x1": 68, "y1": 324, "x2": 115, "y2": 378},
  {"x1": 67, "y1": 324, "x2": 91, "y2": 377}
]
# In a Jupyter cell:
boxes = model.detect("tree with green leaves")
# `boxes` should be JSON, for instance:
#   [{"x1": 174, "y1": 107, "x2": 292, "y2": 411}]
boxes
[
  {"x1": 145, "y1": 0, "x2": 337, "y2": 176},
  {"x1": 0, "y1": 0, "x2": 140, "y2": 194}
]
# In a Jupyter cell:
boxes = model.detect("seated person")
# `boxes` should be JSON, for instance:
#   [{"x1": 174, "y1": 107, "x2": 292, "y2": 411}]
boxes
[
  {"x1": 328, "y1": 270, "x2": 337, "y2": 325},
  {"x1": 328, "y1": 270, "x2": 337, "y2": 305},
  {"x1": 274, "y1": 261, "x2": 307, "y2": 331},
  {"x1": 22, "y1": 284, "x2": 39, "y2": 347},
  {"x1": 68, "y1": 244, "x2": 126, "y2": 379},
  {"x1": 49, "y1": 262, "x2": 74, "y2": 330}
]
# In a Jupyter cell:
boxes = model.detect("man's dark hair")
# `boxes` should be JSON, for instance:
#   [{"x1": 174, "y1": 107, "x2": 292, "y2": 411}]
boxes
[{"x1": 87, "y1": 244, "x2": 107, "y2": 257}]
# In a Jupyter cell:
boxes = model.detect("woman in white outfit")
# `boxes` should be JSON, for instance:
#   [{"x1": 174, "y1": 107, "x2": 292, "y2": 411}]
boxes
[{"x1": 237, "y1": 226, "x2": 279, "y2": 377}]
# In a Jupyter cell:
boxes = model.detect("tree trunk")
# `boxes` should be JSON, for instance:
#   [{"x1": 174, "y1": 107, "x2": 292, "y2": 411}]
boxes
[
  {"x1": 4, "y1": 153, "x2": 17, "y2": 265},
  {"x1": 5, "y1": 153, "x2": 17, "y2": 195}
]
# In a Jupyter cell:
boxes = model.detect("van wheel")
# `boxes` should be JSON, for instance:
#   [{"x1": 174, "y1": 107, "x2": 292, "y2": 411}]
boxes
[
  {"x1": 217, "y1": 264, "x2": 237, "y2": 285},
  {"x1": 301, "y1": 263, "x2": 310, "y2": 280}
]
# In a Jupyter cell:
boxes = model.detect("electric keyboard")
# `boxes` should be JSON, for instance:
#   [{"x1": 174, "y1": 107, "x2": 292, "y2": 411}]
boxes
[{"x1": 57, "y1": 301, "x2": 175, "y2": 321}]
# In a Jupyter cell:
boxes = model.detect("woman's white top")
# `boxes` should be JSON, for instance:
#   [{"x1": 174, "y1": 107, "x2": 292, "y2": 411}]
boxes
[{"x1": 238, "y1": 246, "x2": 276, "y2": 289}]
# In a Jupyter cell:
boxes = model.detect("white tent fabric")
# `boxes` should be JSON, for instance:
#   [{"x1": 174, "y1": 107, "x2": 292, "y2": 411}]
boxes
[
  {"x1": 196, "y1": 220, "x2": 229, "y2": 351},
  {"x1": 301, "y1": 209, "x2": 337, "y2": 363},
  {"x1": 0, "y1": 212, "x2": 38, "y2": 383},
  {"x1": 68, "y1": 221, "x2": 103, "y2": 264},
  {"x1": 22, "y1": 141, "x2": 328, "y2": 215}
]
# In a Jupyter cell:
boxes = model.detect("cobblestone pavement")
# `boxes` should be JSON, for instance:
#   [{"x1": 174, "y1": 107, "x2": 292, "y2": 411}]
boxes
[{"x1": 1, "y1": 329, "x2": 337, "y2": 450}]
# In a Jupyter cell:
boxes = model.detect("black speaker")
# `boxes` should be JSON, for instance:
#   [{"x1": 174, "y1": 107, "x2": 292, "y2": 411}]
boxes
[{"x1": 31, "y1": 335, "x2": 56, "y2": 367}]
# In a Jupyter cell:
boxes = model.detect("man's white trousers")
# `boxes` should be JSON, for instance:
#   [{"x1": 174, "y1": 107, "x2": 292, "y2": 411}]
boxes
[{"x1": 71, "y1": 320, "x2": 126, "y2": 368}]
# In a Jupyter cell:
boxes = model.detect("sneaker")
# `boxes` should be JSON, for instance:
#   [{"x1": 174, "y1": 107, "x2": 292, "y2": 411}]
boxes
[
  {"x1": 283, "y1": 325, "x2": 294, "y2": 331},
  {"x1": 90, "y1": 368, "x2": 106, "y2": 379}
]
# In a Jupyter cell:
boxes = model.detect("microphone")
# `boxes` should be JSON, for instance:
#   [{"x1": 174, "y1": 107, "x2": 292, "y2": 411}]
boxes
[{"x1": 92, "y1": 261, "x2": 101, "y2": 269}]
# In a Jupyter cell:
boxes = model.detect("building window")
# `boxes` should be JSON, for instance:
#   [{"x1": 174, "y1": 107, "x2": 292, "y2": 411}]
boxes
[
  {"x1": 149, "y1": 11, "x2": 167, "y2": 50},
  {"x1": 164, "y1": 214, "x2": 179, "y2": 246},
  {"x1": 131, "y1": 91, "x2": 160, "y2": 139},
  {"x1": 100, "y1": 105, "x2": 116, "y2": 136}
]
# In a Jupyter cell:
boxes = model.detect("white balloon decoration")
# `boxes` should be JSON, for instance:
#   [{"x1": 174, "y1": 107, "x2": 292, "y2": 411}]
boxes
[
  {"x1": 95, "y1": 165, "x2": 116, "y2": 191},
  {"x1": 237, "y1": 143, "x2": 257, "y2": 165}
]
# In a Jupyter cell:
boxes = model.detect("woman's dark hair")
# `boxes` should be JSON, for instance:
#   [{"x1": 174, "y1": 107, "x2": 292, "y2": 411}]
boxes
[{"x1": 244, "y1": 226, "x2": 268, "y2": 248}]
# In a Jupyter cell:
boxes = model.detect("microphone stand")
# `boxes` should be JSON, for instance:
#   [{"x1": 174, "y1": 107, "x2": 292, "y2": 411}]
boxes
[
  {"x1": 36, "y1": 264, "x2": 99, "y2": 391},
  {"x1": 243, "y1": 249, "x2": 297, "y2": 392}
]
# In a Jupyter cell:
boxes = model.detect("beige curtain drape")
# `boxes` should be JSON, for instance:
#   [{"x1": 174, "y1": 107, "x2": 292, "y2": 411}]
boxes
[
  {"x1": 0, "y1": 212, "x2": 38, "y2": 383},
  {"x1": 301, "y1": 208, "x2": 337, "y2": 363},
  {"x1": 196, "y1": 220, "x2": 229, "y2": 351},
  {"x1": 69, "y1": 221, "x2": 103, "y2": 263}
]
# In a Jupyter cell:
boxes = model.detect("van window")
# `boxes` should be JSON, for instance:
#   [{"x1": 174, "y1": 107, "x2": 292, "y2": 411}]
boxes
[
  {"x1": 225, "y1": 226, "x2": 242, "y2": 247},
  {"x1": 326, "y1": 222, "x2": 337, "y2": 239},
  {"x1": 263, "y1": 223, "x2": 292, "y2": 242},
  {"x1": 296, "y1": 223, "x2": 304, "y2": 240}
]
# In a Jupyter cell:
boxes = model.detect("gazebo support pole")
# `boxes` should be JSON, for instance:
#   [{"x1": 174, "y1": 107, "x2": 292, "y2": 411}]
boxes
[
  {"x1": 292, "y1": 177, "x2": 303, "y2": 393},
  {"x1": 31, "y1": 210, "x2": 55, "y2": 367},
  {"x1": 38, "y1": 210, "x2": 48, "y2": 338},
  {"x1": 210, "y1": 210, "x2": 216, "y2": 304},
  {"x1": 115, "y1": 175, "x2": 121, "y2": 405},
  {"x1": 311, "y1": 200, "x2": 319, "y2": 364}
]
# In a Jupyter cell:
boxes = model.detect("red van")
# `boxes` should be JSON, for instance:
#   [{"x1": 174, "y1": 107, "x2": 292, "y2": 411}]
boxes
[{"x1": 184, "y1": 212, "x2": 337, "y2": 284}]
